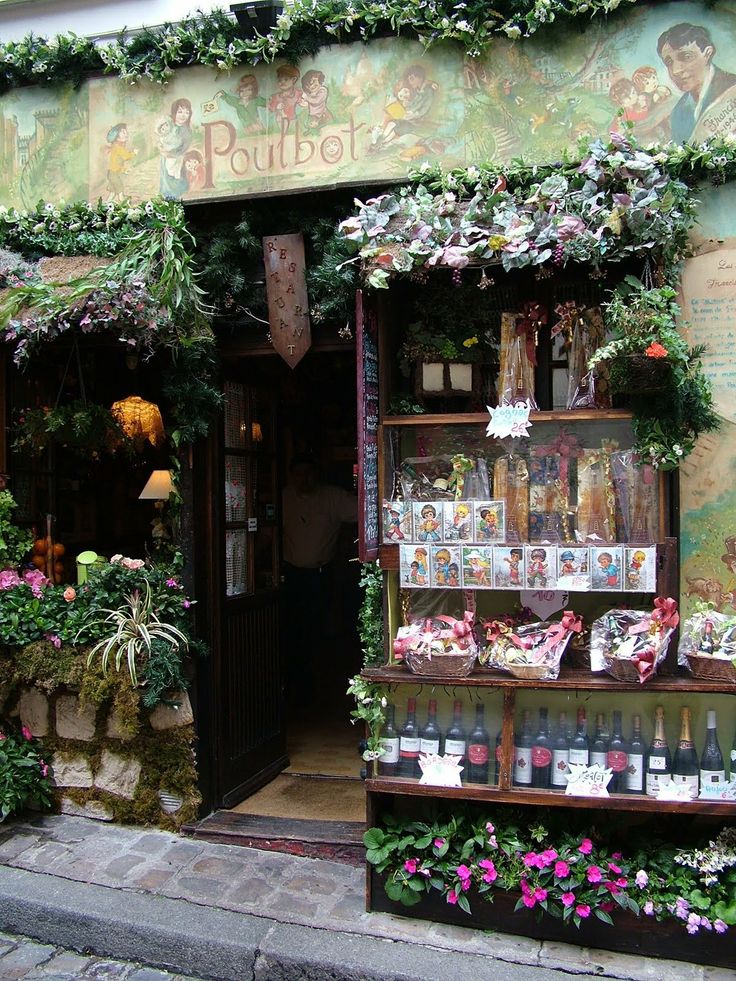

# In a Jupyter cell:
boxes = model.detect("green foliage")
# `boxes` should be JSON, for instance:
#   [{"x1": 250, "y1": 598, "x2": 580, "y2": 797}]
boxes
[
  {"x1": 346, "y1": 674, "x2": 389, "y2": 765},
  {"x1": 162, "y1": 345, "x2": 224, "y2": 448},
  {"x1": 0, "y1": 491, "x2": 33, "y2": 568},
  {"x1": 12, "y1": 401, "x2": 133, "y2": 459},
  {"x1": 0, "y1": 722, "x2": 54, "y2": 820},
  {"x1": 358, "y1": 562, "x2": 384, "y2": 667},
  {"x1": 0, "y1": 577, "x2": 69, "y2": 646}
]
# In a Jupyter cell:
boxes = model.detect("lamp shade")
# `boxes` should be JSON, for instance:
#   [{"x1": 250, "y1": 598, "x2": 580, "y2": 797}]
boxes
[
  {"x1": 111, "y1": 396, "x2": 165, "y2": 449},
  {"x1": 139, "y1": 470, "x2": 174, "y2": 501}
]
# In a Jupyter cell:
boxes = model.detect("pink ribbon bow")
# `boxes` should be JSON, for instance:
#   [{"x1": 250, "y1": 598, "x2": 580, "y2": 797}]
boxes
[
  {"x1": 632, "y1": 646, "x2": 657, "y2": 684},
  {"x1": 536, "y1": 610, "x2": 583, "y2": 656},
  {"x1": 452, "y1": 610, "x2": 475, "y2": 640},
  {"x1": 651, "y1": 596, "x2": 679, "y2": 630}
]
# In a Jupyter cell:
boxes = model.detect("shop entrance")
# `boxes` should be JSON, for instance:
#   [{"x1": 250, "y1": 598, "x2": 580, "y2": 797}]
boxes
[{"x1": 194, "y1": 342, "x2": 364, "y2": 842}]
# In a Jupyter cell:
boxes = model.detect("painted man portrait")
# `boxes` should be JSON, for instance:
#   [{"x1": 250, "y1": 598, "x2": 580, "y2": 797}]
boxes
[{"x1": 657, "y1": 23, "x2": 736, "y2": 142}]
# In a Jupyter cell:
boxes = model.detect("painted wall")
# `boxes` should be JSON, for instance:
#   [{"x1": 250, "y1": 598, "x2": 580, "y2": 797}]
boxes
[{"x1": 2, "y1": 2, "x2": 736, "y2": 207}]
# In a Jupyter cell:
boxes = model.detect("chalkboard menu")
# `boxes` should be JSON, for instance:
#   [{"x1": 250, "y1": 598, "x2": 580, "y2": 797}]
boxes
[{"x1": 357, "y1": 290, "x2": 379, "y2": 561}]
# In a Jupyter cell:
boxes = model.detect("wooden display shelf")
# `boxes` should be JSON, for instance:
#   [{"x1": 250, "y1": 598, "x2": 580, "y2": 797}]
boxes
[
  {"x1": 366, "y1": 777, "x2": 736, "y2": 815},
  {"x1": 381, "y1": 409, "x2": 634, "y2": 427},
  {"x1": 361, "y1": 664, "x2": 736, "y2": 693}
]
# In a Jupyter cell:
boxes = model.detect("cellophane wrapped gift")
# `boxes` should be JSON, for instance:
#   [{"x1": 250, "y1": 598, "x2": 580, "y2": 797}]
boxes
[
  {"x1": 480, "y1": 611, "x2": 582, "y2": 680},
  {"x1": 393, "y1": 612, "x2": 478, "y2": 678},
  {"x1": 590, "y1": 598, "x2": 679, "y2": 684},
  {"x1": 678, "y1": 609, "x2": 736, "y2": 682}
]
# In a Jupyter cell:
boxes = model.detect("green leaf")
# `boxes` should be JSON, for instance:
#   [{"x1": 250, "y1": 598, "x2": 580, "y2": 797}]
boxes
[
  {"x1": 363, "y1": 828, "x2": 385, "y2": 849},
  {"x1": 457, "y1": 892, "x2": 472, "y2": 915},
  {"x1": 594, "y1": 909, "x2": 614, "y2": 926}
]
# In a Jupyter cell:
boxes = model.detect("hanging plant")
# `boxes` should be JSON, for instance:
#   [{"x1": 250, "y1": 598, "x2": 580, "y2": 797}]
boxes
[{"x1": 11, "y1": 401, "x2": 134, "y2": 459}]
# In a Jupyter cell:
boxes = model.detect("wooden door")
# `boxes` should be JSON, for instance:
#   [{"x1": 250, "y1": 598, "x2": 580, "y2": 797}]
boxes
[{"x1": 215, "y1": 379, "x2": 287, "y2": 807}]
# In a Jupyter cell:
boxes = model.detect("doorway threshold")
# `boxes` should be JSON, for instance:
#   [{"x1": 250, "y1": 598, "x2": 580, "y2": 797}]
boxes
[{"x1": 182, "y1": 810, "x2": 365, "y2": 866}]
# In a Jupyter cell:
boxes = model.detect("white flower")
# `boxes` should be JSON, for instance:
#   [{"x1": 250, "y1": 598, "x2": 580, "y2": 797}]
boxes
[
  {"x1": 380, "y1": 697, "x2": 387, "y2": 708},
  {"x1": 673, "y1": 444, "x2": 683, "y2": 456},
  {"x1": 505, "y1": 24, "x2": 522, "y2": 39}
]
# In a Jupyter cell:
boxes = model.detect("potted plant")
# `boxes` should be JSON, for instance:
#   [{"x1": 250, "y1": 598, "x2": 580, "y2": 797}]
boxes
[
  {"x1": 0, "y1": 722, "x2": 54, "y2": 820},
  {"x1": 588, "y1": 279, "x2": 720, "y2": 469},
  {"x1": 0, "y1": 490, "x2": 32, "y2": 570}
]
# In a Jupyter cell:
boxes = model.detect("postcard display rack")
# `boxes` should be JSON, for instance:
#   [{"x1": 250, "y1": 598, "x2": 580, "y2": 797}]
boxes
[{"x1": 358, "y1": 317, "x2": 736, "y2": 874}]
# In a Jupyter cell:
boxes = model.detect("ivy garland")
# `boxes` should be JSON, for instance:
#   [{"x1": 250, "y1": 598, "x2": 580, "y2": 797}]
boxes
[
  {"x1": 0, "y1": 1, "x2": 639, "y2": 92},
  {"x1": 358, "y1": 562, "x2": 385, "y2": 667}
]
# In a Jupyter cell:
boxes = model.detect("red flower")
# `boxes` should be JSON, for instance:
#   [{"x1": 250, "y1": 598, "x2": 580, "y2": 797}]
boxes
[{"x1": 645, "y1": 342, "x2": 668, "y2": 359}]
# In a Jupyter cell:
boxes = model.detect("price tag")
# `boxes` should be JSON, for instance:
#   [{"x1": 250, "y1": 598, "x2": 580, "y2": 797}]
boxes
[
  {"x1": 486, "y1": 402, "x2": 532, "y2": 439},
  {"x1": 565, "y1": 762, "x2": 612, "y2": 798},
  {"x1": 418, "y1": 753, "x2": 464, "y2": 788},
  {"x1": 699, "y1": 779, "x2": 736, "y2": 801},
  {"x1": 655, "y1": 778, "x2": 698, "y2": 802},
  {"x1": 521, "y1": 589, "x2": 569, "y2": 619}
]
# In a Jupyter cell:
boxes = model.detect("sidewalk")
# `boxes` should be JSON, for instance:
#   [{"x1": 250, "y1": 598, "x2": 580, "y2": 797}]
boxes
[{"x1": 0, "y1": 815, "x2": 727, "y2": 981}]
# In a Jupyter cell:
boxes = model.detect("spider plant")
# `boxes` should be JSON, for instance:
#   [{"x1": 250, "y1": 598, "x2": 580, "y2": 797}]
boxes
[{"x1": 80, "y1": 581, "x2": 189, "y2": 687}]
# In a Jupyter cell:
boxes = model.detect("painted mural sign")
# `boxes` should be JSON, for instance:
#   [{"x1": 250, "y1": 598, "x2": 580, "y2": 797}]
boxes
[{"x1": 1, "y1": 3, "x2": 736, "y2": 208}]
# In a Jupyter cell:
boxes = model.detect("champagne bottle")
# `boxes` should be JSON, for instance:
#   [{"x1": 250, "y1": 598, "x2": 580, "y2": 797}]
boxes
[
  {"x1": 398, "y1": 697, "x2": 420, "y2": 778},
  {"x1": 531, "y1": 707, "x2": 552, "y2": 789},
  {"x1": 731, "y1": 728, "x2": 736, "y2": 782},
  {"x1": 493, "y1": 728, "x2": 503, "y2": 786},
  {"x1": 672, "y1": 707, "x2": 699, "y2": 799},
  {"x1": 550, "y1": 711, "x2": 570, "y2": 790},
  {"x1": 568, "y1": 707, "x2": 589, "y2": 767},
  {"x1": 606, "y1": 710, "x2": 628, "y2": 794},
  {"x1": 443, "y1": 700, "x2": 466, "y2": 764},
  {"x1": 699, "y1": 619, "x2": 715, "y2": 655},
  {"x1": 378, "y1": 704, "x2": 400, "y2": 777},
  {"x1": 646, "y1": 705, "x2": 671, "y2": 797},
  {"x1": 466, "y1": 704, "x2": 490, "y2": 784},
  {"x1": 419, "y1": 699, "x2": 441, "y2": 756},
  {"x1": 625, "y1": 714, "x2": 645, "y2": 794},
  {"x1": 513, "y1": 709, "x2": 533, "y2": 787},
  {"x1": 590, "y1": 713, "x2": 609, "y2": 769},
  {"x1": 700, "y1": 709, "x2": 726, "y2": 788}
]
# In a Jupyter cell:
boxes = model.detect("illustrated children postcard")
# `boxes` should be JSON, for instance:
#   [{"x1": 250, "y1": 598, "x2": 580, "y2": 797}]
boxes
[
  {"x1": 461, "y1": 546, "x2": 493, "y2": 589},
  {"x1": 442, "y1": 501, "x2": 473, "y2": 542},
  {"x1": 524, "y1": 546, "x2": 558, "y2": 590},
  {"x1": 431, "y1": 545, "x2": 462, "y2": 588},
  {"x1": 473, "y1": 500, "x2": 505, "y2": 543},
  {"x1": 382, "y1": 499, "x2": 412, "y2": 543},
  {"x1": 412, "y1": 501, "x2": 443, "y2": 542},
  {"x1": 399, "y1": 544, "x2": 429, "y2": 588},
  {"x1": 591, "y1": 545, "x2": 623, "y2": 591},
  {"x1": 493, "y1": 545, "x2": 525, "y2": 590},
  {"x1": 556, "y1": 546, "x2": 591, "y2": 591},
  {"x1": 624, "y1": 546, "x2": 657, "y2": 592}
]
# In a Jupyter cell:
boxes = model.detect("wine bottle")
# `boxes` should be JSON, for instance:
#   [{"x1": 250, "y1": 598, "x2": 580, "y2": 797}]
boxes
[
  {"x1": 398, "y1": 697, "x2": 420, "y2": 778},
  {"x1": 606, "y1": 710, "x2": 628, "y2": 794},
  {"x1": 625, "y1": 714, "x2": 645, "y2": 794},
  {"x1": 378, "y1": 704, "x2": 400, "y2": 777},
  {"x1": 466, "y1": 703, "x2": 490, "y2": 784},
  {"x1": 513, "y1": 709, "x2": 533, "y2": 787},
  {"x1": 699, "y1": 619, "x2": 715, "y2": 655},
  {"x1": 531, "y1": 707, "x2": 552, "y2": 789},
  {"x1": 443, "y1": 700, "x2": 466, "y2": 764},
  {"x1": 568, "y1": 707, "x2": 589, "y2": 767},
  {"x1": 419, "y1": 699, "x2": 441, "y2": 756},
  {"x1": 672, "y1": 707, "x2": 699, "y2": 800},
  {"x1": 590, "y1": 713, "x2": 609, "y2": 769},
  {"x1": 493, "y1": 728, "x2": 503, "y2": 786},
  {"x1": 731, "y1": 728, "x2": 736, "y2": 782},
  {"x1": 646, "y1": 705, "x2": 671, "y2": 797},
  {"x1": 700, "y1": 709, "x2": 726, "y2": 788},
  {"x1": 550, "y1": 711, "x2": 570, "y2": 790}
]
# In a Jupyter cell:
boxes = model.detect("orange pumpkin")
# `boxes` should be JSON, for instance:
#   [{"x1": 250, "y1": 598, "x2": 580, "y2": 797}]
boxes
[
  {"x1": 53, "y1": 560, "x2": 64, "y2": 575},
  {"x1": 31, "y1": 555, "x2": 46, "y2": 569},
  {"x1": 52, "y1": 542, "x2": 65, "y2": 558},
  {"x1": 33, "y1": 538, "x2": 51, "y2": 555}
]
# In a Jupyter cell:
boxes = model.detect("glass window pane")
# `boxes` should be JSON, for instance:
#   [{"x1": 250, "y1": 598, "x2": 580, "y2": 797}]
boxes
[
  {"x1": 225, "y1": 454, "x2": 248, "y2": 523},
  {"x1": 224, "y1": 381, "x2": 246, "y2": 449},
  {"x1": 225, "y1": 529, "x2": 248, "y2": 597}
]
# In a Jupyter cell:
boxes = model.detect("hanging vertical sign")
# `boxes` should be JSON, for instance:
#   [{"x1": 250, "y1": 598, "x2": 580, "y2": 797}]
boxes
[
  {"x1": 357, "y1": 289, "x2": 379, "y2": 562},
  {"x1": 262, "y1": 233, "x2": 312, "y2": 368}
]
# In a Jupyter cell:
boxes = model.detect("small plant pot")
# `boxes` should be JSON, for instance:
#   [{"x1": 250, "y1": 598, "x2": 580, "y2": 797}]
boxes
[{"x1": 609, "y1": 354, "x2": 672, "y2": 394}]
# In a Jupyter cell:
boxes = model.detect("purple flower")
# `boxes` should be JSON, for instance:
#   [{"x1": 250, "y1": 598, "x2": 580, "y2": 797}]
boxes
[
  {"x1": 485, "y1": 822, "x2": 495, "y2": 835},
  {"x1": 166, "y1": 578, "x2": 179, "y2": 588},
  {"x1": 714, "y1": 919, "x2": 728, "y2": 934},
  {"x1": 700, "y1": 916, "x2": 712, "y2": 931},
  {"x1": 675, "y1": 898, "x2": 690, "y2": 920},
  {"x1": 643, "y1": 901, "x2": 654, "y2": 916},
  {"x1": 635, "y1": 870, "x2": 649, "y2": 889},
  {"x1": 183, "y1": 599, "x2": 191, "y2": 609}
]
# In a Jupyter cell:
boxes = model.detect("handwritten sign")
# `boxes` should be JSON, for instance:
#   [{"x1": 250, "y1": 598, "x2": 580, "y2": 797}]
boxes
[
  {"x1": 699, "y1": 779, "x2": 736, "y2": 801},
  {"x1": 565, "y1": 762, "x2": 612, "y2": 798},
  {"x1": 262, "y1": 233, "x2": 312, "y2": 368},
  {"x1": 680, "y1": 249, "x2": 736, "y2": 424},
  {"x1": 418, "y1": 753, "x2": 464, "y2": 788},
  {"x1": 655, "y1": 778, "x2": 697, "y2": 802},
  {"x1": 486, "y1": 402, "x2": 532, "y2": 439},
  {"x1": 520, "y1": 589, "x2": 569, "y2": 619},
  {"x1": 357, "y1": 290, "x2": 379, "y2": 561}
]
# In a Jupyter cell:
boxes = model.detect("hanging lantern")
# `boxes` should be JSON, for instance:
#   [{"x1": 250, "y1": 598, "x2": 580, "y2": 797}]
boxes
[{"x1": 111, "y1": 396, "x2": 166, "y2": 450}]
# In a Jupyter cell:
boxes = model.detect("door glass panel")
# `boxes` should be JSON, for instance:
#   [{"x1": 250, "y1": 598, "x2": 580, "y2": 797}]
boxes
[
  {"x1": 224, "y1": 381, "x2": 247, "y2": 449},
  {"x1": 225, "y1": 528, "x2": 248, "y2": 597},
  {"x1": 225, "y1": 455, "x2": 248, "y2": 523}
]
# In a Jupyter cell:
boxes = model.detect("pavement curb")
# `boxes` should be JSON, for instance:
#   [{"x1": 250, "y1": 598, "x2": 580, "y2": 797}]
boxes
[{"x1": 0, "y1": 864, "x2": 599, "y2": 981}]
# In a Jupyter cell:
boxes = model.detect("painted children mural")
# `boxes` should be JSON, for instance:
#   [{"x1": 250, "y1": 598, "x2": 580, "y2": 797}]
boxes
[
  {"x1": 105, "y1": 123, "x2": 137, "y2": 201},
  {"x1": 369, "y1": 62, "x2": 443, "y2": 160},
  {"x1": 300, "y1": 70, "x2": 332, "y2": 131},
  {"x1": 268, "y1": 64, "x2": 303, "y2": 131},
  {"x1": 214, "y1": 74, "x2": 266, "y2": 134},
  {"x1": 159, "y1": 98, "x2": 193, "y2": 199}
]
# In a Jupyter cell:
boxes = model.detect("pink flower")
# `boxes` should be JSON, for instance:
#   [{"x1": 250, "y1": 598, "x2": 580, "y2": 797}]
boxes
[
  {"x1": 586, "y1": 866, "x2": 602, "y2": 883},
  {"x1": 0, "y1": 732, "x2": 5, "y2": 741},
  {"x1": 714, "y1": 919, "x2": 728, "y2": 934},
  {"x1": 433, "y1": 838, "x2": 445, "y2": 849},
  {"x1": 63, "y1": 586, "x2": 76, "y2": 602},
  {"x1": 575, "y1": 904, "x2": 591, "y2": 919},
  {"x1": 561, "y1": 892, "x2": 576, "y2": 907},
  {"x1": 0, "y1": 570, "x2": 21, "y2": 590},
  {"x1": 522, "y1": 894, "x2": 537, "y2": 908},
  {"x1": 615, "y1": 877, "x2": 628, "y2": 888},
  {"x1": 446, "y1": 891, "x2": 458, "y2": 905},
  {"x1": 556, "y1": 215, "x2": 586, "y2": 242},
  {"x1": 687, "y1": 912, "x2": 701, "y2": 935},
  {"x1": 534, "y1": 887, "x2": 547, "y2": 902},
  {"x1": 643, "y1": 901, "x2": 654, "y2": 916},
  {"x1": 540, "y1": 849, "x2": 558, "y2": 867},
  {"x1": 478, "y1": 860, "x2": 497, "y2": 884},
  {"x1": 700, "y1": 916, "x2": 712, "y2": 931},
  {"x1": 166, "y1": 578, "x2": 179, "y2": 587},
  {"x1": 21, "y1": 725, "x2": 32, "y2": 740},
  {"x1": 183, "y1": 599, "x2": 192, "y2": 609},
  {"x1": 635, "y1": 870, "x2": 648, "y2": 888},
  {"x1": 404, "y1": 859, "x2": 417, "y2": 874},
  {"x1": 488, "y1": 835, "x2": 498, "y2": 849},
  {"x1": 600, "y1": 900, "x2": 615, "y2": 913},
  {"x1": 520, "y1": 879, "x2": 531, "y2": 896},
  {"x1": 461, "y1": 878, "x2": 471, "y2": 891},
  {"x1": 611, "y1": 852, "x2": 623, "y2": 860},
  {"x1": 607, "y1": 862, "x2": 622, "y2": 875},
  {"x1": 523, "y1": 852, "x2": 538, "y2": 868},
  {"x1": 40, "y1": 761, "x2": 49, "y2": 777},
  {"x1": 44, "y1": 633, "x2": 61, "y2": 649},
  {"x1": 121, "y1": 557, "x2": 145, "y2": 570},
  {"x1": 456, "y1": 865, "x2": 472, "y2": 882},
  {"x1": 578, "y1": 838, "x2": 593, "y2": 855},
  {"x1": 606, "y1": 882, "x2": 621, "y2": 896},
  {"x1": 554, "y1": 860, "x2": 570, "y2": 879},
  {"x1": 485, "y1": 822, "x2": 495, "y2": 835}
]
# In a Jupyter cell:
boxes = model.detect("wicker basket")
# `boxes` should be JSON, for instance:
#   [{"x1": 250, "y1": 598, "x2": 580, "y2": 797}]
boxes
[
  {"x1": 404, "y1": 649, "x2": 477, "y2": 678},
  {"x1": 610, "y1": 354, "x2": 672, "y2": 394},
  {"x1": 505, "y1": 663, "x2": 551, "y2": 680},
  {"x1": 685, "y1": 654, "x2": 736, "y2": 683},
  {"x1": 605, "y1": 656, "x2": 654, "y2": 684}
]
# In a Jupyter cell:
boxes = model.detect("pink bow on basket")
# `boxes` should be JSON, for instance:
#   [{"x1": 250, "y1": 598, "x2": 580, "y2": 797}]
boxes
[
  {"x1": 632, "y1": 645, "x2": 657, "y2": 683},
  {"x1": 536, "y1": 610, "x2": 583, "y2": 657},
  {"x1": 451, "y1": 610, "x2": 475, "y2": 640},
  {"x1": 651, "y1": 596, "x2": 679, "y2": 631}
]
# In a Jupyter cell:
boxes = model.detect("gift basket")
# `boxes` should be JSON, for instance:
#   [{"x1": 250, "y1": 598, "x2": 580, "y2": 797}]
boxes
[
  {"x1": 479, "y1": 611, "x2": 582, "y2": 680},
  {"x1": 393, "y1": 612, "x2": 478, "y2": 678},
  {"x1": 590, "y1": 597, "x2": 679, "y2": 684},
  {"x1": 677, "y1": 609, "x2": 736, "y2": 683}
]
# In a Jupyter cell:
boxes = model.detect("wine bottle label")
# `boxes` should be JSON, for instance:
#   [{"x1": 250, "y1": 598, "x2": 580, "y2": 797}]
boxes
[
  {"x1": 420, "y1": 738, "x2": 440, "y2": 755},
  {"x1": 646, "y1": 772, "x2": 667, "y2": 797},
  {"x1": 551, "y1": 749, "x2": 569, "y2": 786},
  {"x1": 590, "y1": 751, "x2": 607, "y2": 768},
  {"x1": 514, "y1": 747, "x2": 532, "y2": 784},
  {"x1": 672, "y1": 773, "x2": 699, "y2": 798},
  {"x1": 607, "y1": 750, "x2": 628, "y2": 773},
  {"x1": 399, "y1": 737, "x2": 420, "y2": 758},
  {"x1": 468, "y1": 744, "x2": 489, "y2": 765},
  {"x1": 700, "y1": 769, "x2": 726, "y2": 785},
  {"x1": 568, "y1": 748, "x2": 589, "y2": 766},
  {"x1": 625, "y1": 754, "x2": 644, "y2": 791},
  {"x1": 648, "y1": 755, "x2": 667, "y2": 770},
  {"x1": 531, "y1": 746, "x2": 553, "y2": 767},
  {"x1": 380, "y1": 737, "x2": 399, "y2": 764},
  {"x1": 444, "y1": 739, "x2": 466, "y2": 757}
]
